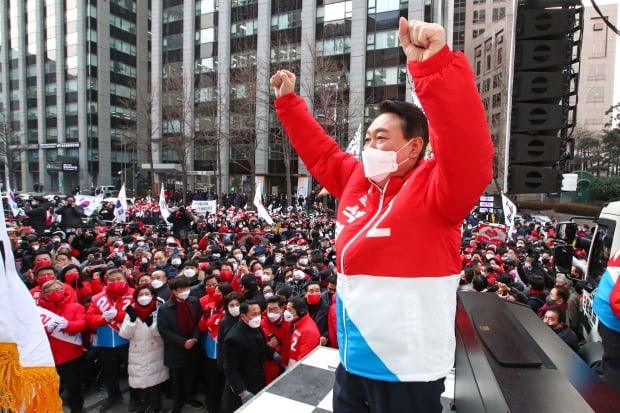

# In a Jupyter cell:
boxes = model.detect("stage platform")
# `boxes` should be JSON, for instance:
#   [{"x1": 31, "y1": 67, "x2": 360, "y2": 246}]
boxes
[{"x1": 237, "y1": 346, "x2": 456, "y2": 413}]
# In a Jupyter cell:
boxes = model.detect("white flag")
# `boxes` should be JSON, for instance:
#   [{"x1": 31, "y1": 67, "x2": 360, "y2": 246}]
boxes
[
  {"x1": 114, "y1": 184, "x2": 128, "y2": 223},
  {"x1": 253, "y1": 182, "x2": 274, "y2": 226},
  {"x1": 6, "y1": 179, "x2": 21, "y2": 217},
  {"x1": 0, "y1": 198, "x2": 63, "y2": 411},
  {"x1": 345, "y1": 123, "x2": 362, "y2": 160},
  {"x1": 159, "y1": 186, "x2": 170, "y2": 221},
  {"x1": 501, "y1": 193, "x2": 517, "y2": 240}
]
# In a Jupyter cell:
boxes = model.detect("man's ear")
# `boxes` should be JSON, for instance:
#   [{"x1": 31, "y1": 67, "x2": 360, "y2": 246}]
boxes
[{"x1": 408, "y1": 137, "x2": 425, "y2": 159}]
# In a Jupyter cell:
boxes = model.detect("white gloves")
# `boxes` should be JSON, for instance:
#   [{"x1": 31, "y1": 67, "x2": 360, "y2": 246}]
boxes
[
  {"x1": 56, "y1": 318, "x2": 68, "y2": 331},
  {"x1": 103, "y1": 307, "x2": 118, "y2": 322},
  {"x1": 46, "y1": 321, "x2": 59, "y2": 333}
]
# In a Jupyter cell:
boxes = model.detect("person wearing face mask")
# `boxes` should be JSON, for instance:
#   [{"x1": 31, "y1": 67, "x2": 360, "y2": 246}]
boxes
[
  {"x1": 119, "y1": 285, "x2": 169, "y2": 413},
  {"x1": 222, "y1": 301, "x2": 280, "y2": 412},
  {"x1": 198, "y1": 282, "x2": 233, "y2": 413},
  {"x1": 31, "y1": 265, "x2": 77, "y2": 305},
  {"x1": 542, "y1": 307, "x2": 579, "y2": 352},
  {"x1": 157, "y1": 277, "x2": 204, "y2": 413},
  {"x1": 24, "y1": 196, "x2": 52, "y2": 236},
  {"x1": 286, "y1": 268, "x2": 309, "y2": 298},
  {"x1": 38, "y1": 280, "x2": 86, "y2": 413},
  {"x1": 537, "y1": 286, "x2": 570, "y2": 318},
  {"x1": 239, "y1": 273, "x2": 267, "y2": 312},
  {"x1": 60, "y1": 264, "x2": 98, "y2": 305},
  {"x1": 305, "y1": 281, "x2": 330, "y2": 346},
  {"x1": 85, "y1": 268, "x2": 135, "y2": 412},
  {"x1": 179, "y1": 260, "x2": 200, "y2": 286},
  {"x1": 284, "y1": 297, "x2": 320, "y2": 367},
  {"x1": 271, "y1": 19, "x2": 494, "y2": 412},
  {"x1": 150, "y1": 269, "x2": 171, "y2": 301},
  {"x1": 216, "y1": 291, "x2": 245, "y2": 373},
  {"x1": 260, "y1": 295, "x2": 290, "y2": 384}
]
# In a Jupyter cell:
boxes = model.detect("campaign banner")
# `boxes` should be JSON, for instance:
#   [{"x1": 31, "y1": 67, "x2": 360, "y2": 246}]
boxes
[{"x1": 191, "y1": 200, "x2": 217, "y2": 215}]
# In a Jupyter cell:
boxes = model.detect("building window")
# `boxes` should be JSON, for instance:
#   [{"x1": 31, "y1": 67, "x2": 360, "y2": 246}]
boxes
[
  {"x1": 492, "y1": 7, "x2": 505, "y2": 21},
  {"x1": 473, "y1": 28, "x2": 485, "y2": 38},
  {"x1": 486, "y1": 54, "x2": 492, "y2": 71},
  {"x1": 492, "y1": 93, "x2": 501, "y2": 108},
  {"x1": 473, "y1": 10, "x2": 486, "y2": 24}
]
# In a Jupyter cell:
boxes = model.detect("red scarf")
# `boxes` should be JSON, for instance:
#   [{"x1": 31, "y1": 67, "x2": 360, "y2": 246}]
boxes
[
  {"x1": 171, "y1": 294, "x2": 196, "y2": 338},
  {"x1": 134, "y1": 300, "x2": 156, "y2": 322}
]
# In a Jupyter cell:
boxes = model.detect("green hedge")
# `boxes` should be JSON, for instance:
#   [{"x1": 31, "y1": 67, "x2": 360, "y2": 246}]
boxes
[{"x1": 589, "y1": 176, "x2": 620, "y2": 200}]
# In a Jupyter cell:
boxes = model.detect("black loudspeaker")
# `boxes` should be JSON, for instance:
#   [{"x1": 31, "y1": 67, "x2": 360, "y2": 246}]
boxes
[
  {"x1": 508, "y1": 165, "x2": 559, "y2": 194},
  {"x1": 514, "y1": 40, "x2": 570, "y2": 71},
  {"x1": 512, "y1": 72, "x2": 564, "y2": 103},
  {"x1": 511, "y1": 103, "x2": 566, "y2": 133},
  {"x1": 509, "y1": 134, "x2": 562, "y2": 164},
  {"x1": 516, "y1": 9, "x2": 572, "y2": 40}
]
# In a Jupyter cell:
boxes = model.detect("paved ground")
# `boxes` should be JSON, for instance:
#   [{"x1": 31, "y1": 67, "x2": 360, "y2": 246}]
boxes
[{"x1": 60, "y1": 379, "x2": 208, "y2": 413}]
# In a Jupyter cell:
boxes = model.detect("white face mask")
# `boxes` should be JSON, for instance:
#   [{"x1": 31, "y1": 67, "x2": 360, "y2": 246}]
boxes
[
  {"x1": 176, "y1": 290, "x2": 190, "y2": 300},
  {"x1": 151, "y1": 279, "x2": 164, "y2": 289},
  {"x1": 262, "y1": 274, "x2": 272, "y2": 283},
  {"x1": 283, "y1": 310, "x2": 294, "y2": 322},
  {"x1": 257, "y1": 256, "x2": 266, "y2": 264},
  {"x1": 362, "y1": 140, "x2": 413, "y2": 182},
  {"x1": 141, "y1": 257, "x2": 149, "y2": 264},
  {"x1": 225, "y1": 246, "x2": 233, "y2": 252},
  {"x1": 293, "y1": 270, "x2": 306, "y2": 281},
  {"x1": 298, "y1": 258, "x2": 308, "y2": 266},
  {"x1": 264, "y1": 292, "x2": 274, "y2": 299},
  {"x1": 183, "y1": 269, "x2": 196, "y2": 278},
  {"x1": 171, "y1": 258, "x2": 182, "y2": 266},
  {"x1": 234, "y1": 254, "x2": 243, "y2": 261},
  {"x1": 267, "y1": 311, "x2": 281, "y2": 322},
  {"x1": 228, "y1": 306, "x2": 240, "y2": 317},
  {"x1": 254, "y1": 269, "x2": 263, "y2": 278},
  {"x1": 137, "y1": 295, "x2": 153, "y2": 306},
  {"x1": 274, "y1": 256, "x2": 282, "y2": 264},
  {"x1": 486, "y1": 254, "x2": 494, "y2": 260},
  {"x1": 247, "y1": 315, "x2": 262, "y2": 329}
]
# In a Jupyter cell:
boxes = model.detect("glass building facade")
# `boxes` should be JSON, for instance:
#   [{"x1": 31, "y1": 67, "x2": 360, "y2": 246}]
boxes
[{"x1": 1, "y1": 0, "x2": 445, "y2": 195}]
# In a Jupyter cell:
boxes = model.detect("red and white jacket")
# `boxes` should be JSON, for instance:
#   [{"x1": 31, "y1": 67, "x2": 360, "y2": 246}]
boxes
[{"x1": 275, "y1": 46, "x2": 493, "y2": 382}]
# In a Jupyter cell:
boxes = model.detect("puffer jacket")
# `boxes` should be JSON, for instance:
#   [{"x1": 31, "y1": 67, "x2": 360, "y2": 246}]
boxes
[
  {"x1": 275, "y1": 45, "x2": 493, "y2": 382},
  {"x1": 119, "y1": 304, "x2": 169, "y2": 389}
]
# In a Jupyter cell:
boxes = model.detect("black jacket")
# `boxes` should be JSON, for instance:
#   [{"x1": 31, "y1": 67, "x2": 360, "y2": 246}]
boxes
[
  {"x1": 157, "y1": 296, "x2": 203, "y2": 368},
  {"x1": 25, "y1": 202, "x2": 51, "y2": 235},
  {"x1": 308, "y1": 299, "x2": 330, "y2": 340},
  {"x1": 222, "y1": 320, "x2": 275, "y2": 411},
  {"x1": 55, "y1": 204, "x2": 85, "y2": 230}
]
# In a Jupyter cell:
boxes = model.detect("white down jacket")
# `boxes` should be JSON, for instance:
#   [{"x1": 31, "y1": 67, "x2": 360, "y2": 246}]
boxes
[{"x1": 119, "y1": 309, "x2": 169, "y2": 389}]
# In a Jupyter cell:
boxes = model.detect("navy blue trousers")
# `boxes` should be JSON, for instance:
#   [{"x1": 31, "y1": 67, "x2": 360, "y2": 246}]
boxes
[{"x1": 333, "y1": 364, "x2": 445, "y2": 413}]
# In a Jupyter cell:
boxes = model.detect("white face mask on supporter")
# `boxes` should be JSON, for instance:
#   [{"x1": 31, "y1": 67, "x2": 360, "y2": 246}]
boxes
[
  {"x1": 137, "y1": 295, "x2": 153, "y2": 306},
  {"x1": 183, "y1": 269, "x2": 196, "y2": 278},
  {"x1": 176, "y1": 290, "x2": 190, "y2": 300},
  {"x1": 362, "y1": 140, "x2": 413, "y2": 182},
  {"x1": 283, "y1": 310, "x2": 295, "y2": 322},
  {"x1": 151, "y1": 279, "x2": 164, "y2": 289},
  {"x1": 247, "y1": 315, "x2": 262, "y2": 329},
  {"x1": 229, "y1": 306, "x2": 240, "y2": 317},
  {"x1": 267, "y1": 311, "x2": 280, "y2": 322}
]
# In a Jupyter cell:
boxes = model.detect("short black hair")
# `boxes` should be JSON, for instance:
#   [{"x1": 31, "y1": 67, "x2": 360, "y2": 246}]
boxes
[
  {"x1": 266, "y1": 295, "x2": 285, "y2": 307},
  {"x1": 529, "y1": 275, "x2": 545, "y2": 291},
  {"x1": 288, "y1": 296, "x2": 309, "y2": 317},
  {"x1": 546, "y1": 306, "x2": 567, "y2": 324},
  {"x1": 168, "y1": 276, "x2": 191, "y2": 291},
  {"x1": 377, "y1": 100, "x2": 429, "y2": 150},
  {"x1": 239, "y1": 300, "x2": 260, "y2": 316}
]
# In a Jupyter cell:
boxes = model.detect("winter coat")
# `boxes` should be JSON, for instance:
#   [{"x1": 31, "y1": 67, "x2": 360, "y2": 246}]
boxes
[
  {"x1": 38, "y1": 291, "x2": 86, "y2": 365},
  {"x1": 274, "y1": 45, "x2": 493, "y2": 382},
  {"x1": 119, "y1": 305, "x2": 169, "y2": 389},
  {"x1": 85, "y1": 287, "x2": 134, "y2": 347}
]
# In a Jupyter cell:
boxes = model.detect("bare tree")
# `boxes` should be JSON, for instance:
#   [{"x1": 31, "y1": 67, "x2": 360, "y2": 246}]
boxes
[
  {"x1": 571, "y1": 126, "x2": 600, "y2": 172},
  {"x1": 0, "y1": 114, "x2": 22, "y2": 189}
]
